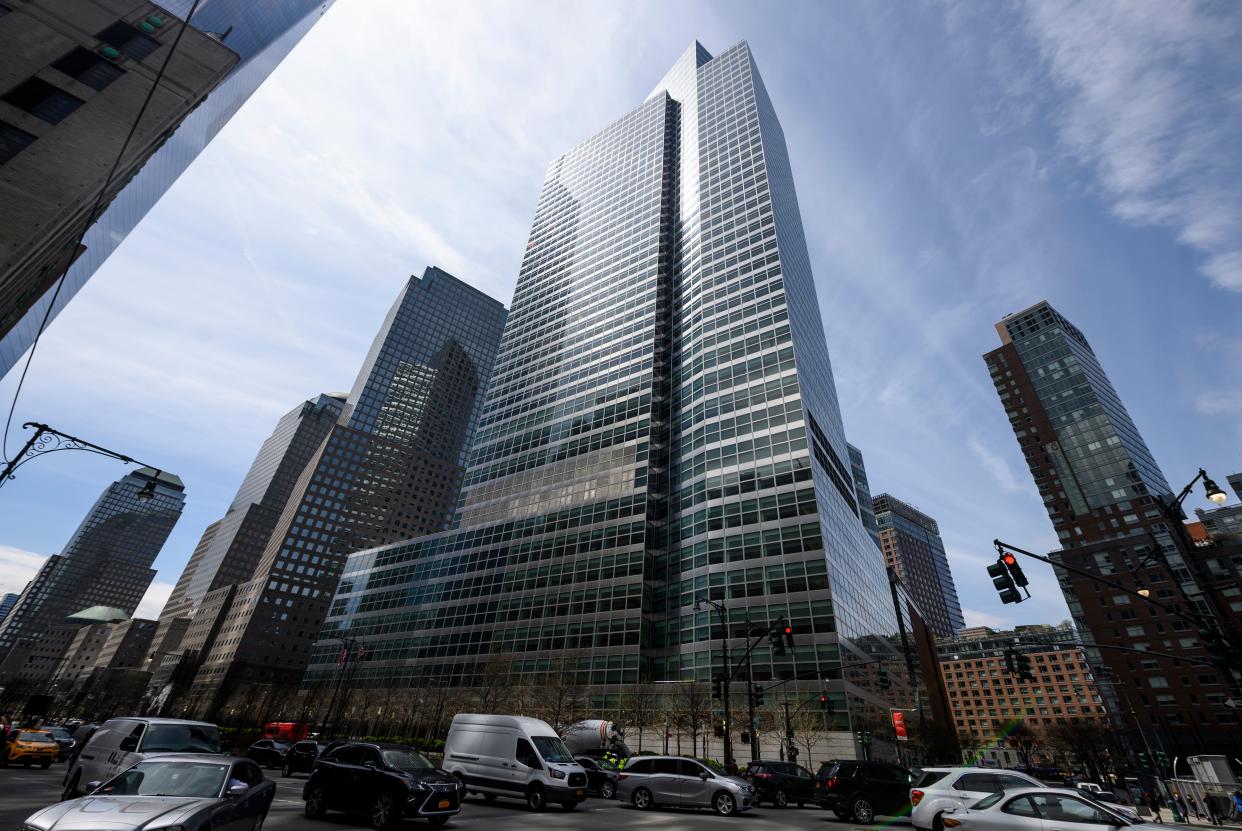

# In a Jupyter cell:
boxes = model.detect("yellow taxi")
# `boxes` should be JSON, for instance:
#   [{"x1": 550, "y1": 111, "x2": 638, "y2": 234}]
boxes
[{"x1": 2, "y1": 729, "x2": 59, "y2": 768}]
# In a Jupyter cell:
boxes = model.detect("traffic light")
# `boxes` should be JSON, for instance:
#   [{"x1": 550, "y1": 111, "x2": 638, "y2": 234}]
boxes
[
  {"x1": 753, "y1": 684, "x2": 765, "y2": 707},
  {"x1": 1001, "y1": 552, "x2": 1029, "y2": 588},
  {"x1": 819, "y1": 691, "x2": 832, "y2": 713},
  {"x1": 1155, "y1": 751, "x2": 1170, "y2": 773},
  {"x1": 855, "y1": 729, "x2": 872, "y2": 746},
  {"x1": 877, "y1": 664, "x2": 891, "y2": 691},
  {"x1": 988, "y1": 558, "x2": 1022, "y2": 604},
  {"x1": 712, "y1": 675, "x2": 724, "y2": 700},
  {"x1": 740, "y1": 730, "x2": 751, "y2": 744},
  {"x1": 769, "y1": 629, "x2": 787, "y2": 656},
  {"x1": 1137, "y1": 751, "x2": 1151, "y2": 769},
  {"x1": 783, "y1": 624, "x2": 795, "y2": 649}
]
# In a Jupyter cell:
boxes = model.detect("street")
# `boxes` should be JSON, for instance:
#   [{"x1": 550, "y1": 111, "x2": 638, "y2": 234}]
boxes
[{"x1": 0, "y1": 763, "x2": 911, "y2": 831}]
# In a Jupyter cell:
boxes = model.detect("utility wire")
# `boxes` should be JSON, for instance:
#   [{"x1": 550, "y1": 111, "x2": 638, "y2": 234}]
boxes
[{"x1": 2, "y1": 0, "x2": 205, "y2": 462}]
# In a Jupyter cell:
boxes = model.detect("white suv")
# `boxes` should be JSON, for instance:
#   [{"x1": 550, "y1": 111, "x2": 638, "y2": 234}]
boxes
[{"x1": 911, "y1": 767, "x2": 1043, "y2": 831}]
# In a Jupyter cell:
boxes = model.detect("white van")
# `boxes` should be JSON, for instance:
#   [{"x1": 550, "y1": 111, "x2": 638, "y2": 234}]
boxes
[
  {"x1": 443, "y1": 714, "x2": 588, "y2": 811},
  {"x1": 61, "y1": 717, "x2": 220, "y2": 799}
]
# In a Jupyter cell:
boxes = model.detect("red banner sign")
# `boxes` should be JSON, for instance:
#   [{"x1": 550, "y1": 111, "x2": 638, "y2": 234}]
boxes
[{"x1": 892, "y1": 711, "x2": 908, "y2": 742}]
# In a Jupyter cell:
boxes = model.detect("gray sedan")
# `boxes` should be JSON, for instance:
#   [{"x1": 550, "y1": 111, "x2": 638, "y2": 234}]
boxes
[
  {"x1": 24, "y1": 754, "x2": 275, "y2": 831},
  {"x1": 944, "y1": 787, "x2": 1180, "y2": 831}
]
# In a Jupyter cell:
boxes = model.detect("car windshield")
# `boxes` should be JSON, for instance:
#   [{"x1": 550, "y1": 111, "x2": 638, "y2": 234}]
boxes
[
  {"x1": 973, "y1": 792, "x2": 1006, "y2": 809},
  {"x1": 381, "y1": 749, "x2": 434, "y2": 770},
  {"x1": 17, "y1": 732, "x2": 53, "y2": 742},
  {"x1": 100, "y1": 761, "x2": 229, "y2": 798},
  {"x1": 142, "y1": 724, "x2": 221, "y2": 753},
  {"x1": 38, "y1": 727, "x2": 70, "y2": 739},
  {"x1": 700, "y1": 759, "x2": 726, "y2": 774},
  {"x1": 531, "y1": 736, "x2": 575, "y2": 763}
]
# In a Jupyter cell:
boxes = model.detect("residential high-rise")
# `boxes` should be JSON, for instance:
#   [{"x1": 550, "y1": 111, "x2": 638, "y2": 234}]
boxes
[
  {"x1": 0, "y1": 0, "x2": 337, "y2": 377},
  {"x1": 984, "y1": 301, "x2": 1242, "y2": 755},
  {"x1": 0, "y1": 592, "x2": 18, "y2": 624},
  {"x1": 307, "y1": 41, "x2": 907, "y2": 761},
  {"x1": 937, "y1": 624, "x2": 1108, "y2": 767},
  {"x1": 0, "y1": 467, "x2": 184, "y2": 695},
  {"x1": 181, "y1": 267, "x2": 506, "y2": 717},
  {"x1": 872, "y1": 494, "x2": 964, "y2": 638}
]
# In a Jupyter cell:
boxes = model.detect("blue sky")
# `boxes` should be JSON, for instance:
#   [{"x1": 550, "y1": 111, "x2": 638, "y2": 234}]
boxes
[{"x1": 1, "y1": 0, "x2": 1239, "y2": 630}]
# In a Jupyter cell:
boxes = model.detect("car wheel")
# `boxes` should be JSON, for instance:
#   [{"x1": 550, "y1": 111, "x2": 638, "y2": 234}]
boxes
[
  {"x1": 526, "y1": 784, "x2": 547, "y2": 812},
  {"x1": 775, "y1": 788, "x2": 788, "y2": 808},
  {"x1": 852, "y1": 797, "x2": 875, "y2": 823},
  {"x1": 23, "y1": 761, "x2": 31, "y2": 768},
  {"x1": 304, "y1": 785, "x2": 327, "y2": 819},
  {"x1": 632, "y1": 787, "x2": 653, "y2": 809},
  {"x1": 932, "y1": 812, "x2": 946, "y2": 831},
  {"x1": 600, "y1": 780, "x2": 617, "y2": 799},
  {"x1": 61, "y1": 771, "x2": 80, "y2": 800},
  {"x1": 370, "y1": 792, "x2": 398, "y2": 829},
  {"x1": 714, "y1": 791, "x2": 738, "y2": 816},
  {"x1": 253, "y1": 811, "x2": 267, "y2": 831}
]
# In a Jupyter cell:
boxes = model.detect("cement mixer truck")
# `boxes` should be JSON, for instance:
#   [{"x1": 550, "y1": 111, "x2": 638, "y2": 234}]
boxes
[{"x1": 561, "y1": 720, "x2": 630, "y2": 760}]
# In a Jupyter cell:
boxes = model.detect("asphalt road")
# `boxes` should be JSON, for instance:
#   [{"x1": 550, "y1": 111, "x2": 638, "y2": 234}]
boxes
[{"x1": 0, "y1": 763, "x2": 914, "y2": 831}]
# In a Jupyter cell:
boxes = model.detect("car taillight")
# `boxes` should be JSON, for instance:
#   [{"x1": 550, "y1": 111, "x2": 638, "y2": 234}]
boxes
[
  {"x1": 911, "y1": 789, "x2": 924, "y2": 806},
  {"x1": 826, "y1": 776, "x2": 838, "y2": 789},
  {"x1": 756, "y1": 773, "x2": 770, "y2": 779}
]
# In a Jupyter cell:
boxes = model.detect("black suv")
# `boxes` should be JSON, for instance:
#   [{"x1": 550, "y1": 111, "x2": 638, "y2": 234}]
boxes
[
  {"x1": 247, "y1": 739, "x2": 291, "y2": 769},
  {"x1": 742, "y1": 760, "x2": 816, "y2": 807},
  {"x1": 815, "y1": 759, "x2": 915, "y2": 822},
  {"x1": 303, "y1": 742, "x2": 462, "y2": 828},
  {"x1": 283, "y1": 740, "x2": 339, "y2": 777}
]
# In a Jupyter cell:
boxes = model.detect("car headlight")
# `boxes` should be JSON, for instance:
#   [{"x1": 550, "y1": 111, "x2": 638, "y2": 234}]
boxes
[
  {"x1": 406, "y1": 780, "x2": 425, "y2": 790},
  {"x1": 549, "y1": 769, "x2": 567, "y2": 780}
]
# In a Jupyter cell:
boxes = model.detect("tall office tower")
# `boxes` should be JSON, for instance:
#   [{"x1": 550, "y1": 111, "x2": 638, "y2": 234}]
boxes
[
  {"x1": 0, "y1": 467, "x2": 184, "y2": 694},
  {"x1": 309, "y1": 42, "x2": 906, "y2": 759},
  {"x1": 0, "y1": 1, "x2": 238, "y2": 365},
  {"x1": 984, "y1": 301, "x2": 1242, "y2": 755},
  {"x1": 847, "y1": 443, "x2": 882, "y2": 549},
  {"x1": 872, "y1": 494, "x2": 964, "y2": 638},
  {"x1": 146, "y1": 394, "x2": 344, "y2": 672},
  {"x1": 0, "y1": 0, "x2": 336, "y2": 376},
  {"x1": 182, "y1": 267, "x2": 506, "y2": 717},
  {"x1": 0, "y1": 592, "x2": 18, "y2": 624}
]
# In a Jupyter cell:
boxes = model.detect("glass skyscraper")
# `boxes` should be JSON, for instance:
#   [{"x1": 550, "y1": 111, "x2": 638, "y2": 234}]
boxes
[
  {"x1": 309, "y1": 42, "x2": 905, "y2": 749},
  {"x1": 0, "y1": 467, "x2": 184, "y2": 695},
  {"x1": 181, "y1": 267, "x2": 506, "y2": 718},
  {"x1": 0, "y1": 0, "x2": 336, "y2": 376},
  {"x1": 872, "y1": 493, "x2": 964, "y2": 638}
]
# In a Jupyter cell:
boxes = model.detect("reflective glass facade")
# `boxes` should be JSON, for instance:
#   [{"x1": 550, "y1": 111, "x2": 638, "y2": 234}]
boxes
[
  {"x1": 309, "y1": 42, "x2": 904, "y2": 730},
  {"x1": 873, "y1": 493, "x2": 964, "y2": 638},
  {"x1": 0, "y1": 0, "x2": 336, "y2": 375},
  {"x1": 0, "y1": 467, "x2": 184, "y2": 690}
]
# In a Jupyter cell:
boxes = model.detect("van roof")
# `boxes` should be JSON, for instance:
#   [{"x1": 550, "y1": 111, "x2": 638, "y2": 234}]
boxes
[
  {"x1": 102, "y1": 717, "x2": 217, "y2": 727},
  {"x1": 449, "y1": 713, "x2": 558, "y2": 734}
]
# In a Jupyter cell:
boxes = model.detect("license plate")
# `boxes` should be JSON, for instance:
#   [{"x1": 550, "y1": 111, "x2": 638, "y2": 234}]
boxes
[
  {"x1": 437, "y1": 799, "x2": 450, "y2": 809},
  {"x1": 575, "y1": 789, "x2": 584, "y2": 797}
]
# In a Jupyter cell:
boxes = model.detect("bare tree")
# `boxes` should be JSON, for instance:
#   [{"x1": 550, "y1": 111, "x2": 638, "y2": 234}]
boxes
[
  {"x1": 526, "y1": 659, "x2": 587, "y2": 732},
  {"x1": 957, "y1": 729, "x2": 985, "y2": 764},
  {"x1": 1006, "y1": 722, "x2": 1041, "y2": 771},
  {"x1": 620, "y1": 684, "x2": 659, "y2": 753},
  {"x1": 671, "y1": 682, "x2": 711, "y2": 758},
  {"x1": 790, "y1": 709, "x2": 826, "y2": 770},
  {"x1": 473, "y1": 652, "x2": 515, "y2": 712}
]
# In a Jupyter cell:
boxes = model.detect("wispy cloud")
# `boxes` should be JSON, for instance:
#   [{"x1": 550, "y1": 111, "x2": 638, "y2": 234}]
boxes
[
  {"x1": 0, "y1": 545, "x2": 48, "y2": 596},
  {"x1": 1021, "y1": 0, "x2": 1242, "y2": 291},
  {"x1": 967, "y1": 434, "x2": 1026, "y2": 493},
  {"x1": 1196, "y1": 389, "x2": 1242, "y2": 415},
  {"x1": 961, "y1": 607, "x2": 1008, "y2": 629}
]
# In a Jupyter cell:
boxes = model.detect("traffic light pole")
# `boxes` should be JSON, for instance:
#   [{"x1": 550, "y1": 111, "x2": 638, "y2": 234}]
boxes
[{"x1": 746, "y1": 650, "x2": 758, "y2": 759}]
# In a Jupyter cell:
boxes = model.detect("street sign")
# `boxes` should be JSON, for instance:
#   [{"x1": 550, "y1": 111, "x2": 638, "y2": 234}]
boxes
[
  {"x1": 1225, "y1": 698, "x2": 1239, "y2": 709},
  {"x1": 892, "y1": 711, "x2": 908, "y2": 742}
]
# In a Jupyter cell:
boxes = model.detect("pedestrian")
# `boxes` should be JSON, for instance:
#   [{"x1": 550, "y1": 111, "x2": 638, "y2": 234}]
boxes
[
  {"x1": 1174, "y1": 793, "x2": 1189, "y2": 822},
  {"x1": 1206, "y1": 795, "x2": 1222, "y2": 826},
  {"x1": 1232, "y1": 792, "x2": 1242, "y2": 821},
  {"x1": 1147, "y1": 792, "x2": 1164, "y2": 824}
]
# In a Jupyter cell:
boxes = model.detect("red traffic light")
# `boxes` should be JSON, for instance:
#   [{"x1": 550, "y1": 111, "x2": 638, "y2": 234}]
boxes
[
  {"x1": 784, "y1": 626, "x2": 793, "y2": 635},
  {"x1": 1002, "y1": 553, "x2": 1018, "y2": 567}
]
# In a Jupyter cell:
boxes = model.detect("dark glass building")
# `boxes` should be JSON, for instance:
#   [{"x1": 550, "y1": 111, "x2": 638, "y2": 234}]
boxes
[
  {"x1": 308, "y1": 42, "x2": 906, "y2": 760},
  {"x1": 872, "y1": 493, "x2": 964, "y2": 638},
  {"x1": 0, "y1": 0, "x2": 336, "y2": 376},
  {"x1": 984, "y1": 300, "x2": 1241, "y2": 754},
  {"x1": 0, "y1": 592, "x2": 18, "y2": 625},
  {"x1": 0, "y1": 467, "x2": 184, "y2": 697},
  {"x1": 144, "y1": 392, "x2": 345, "y2": 704},
  {"x1": 181, "y1": 267, "x2": 506, "y2": 718}
]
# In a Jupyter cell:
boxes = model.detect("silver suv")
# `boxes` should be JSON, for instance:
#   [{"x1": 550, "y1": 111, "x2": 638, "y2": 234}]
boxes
[{"x1": 616, "y1": 756, "x2": 754, "y2": 816}]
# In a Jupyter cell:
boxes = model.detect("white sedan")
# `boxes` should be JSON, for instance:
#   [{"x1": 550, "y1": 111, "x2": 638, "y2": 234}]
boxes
[{"x1": 943, "y1": 787, "x2": 1176, "y2": 831}]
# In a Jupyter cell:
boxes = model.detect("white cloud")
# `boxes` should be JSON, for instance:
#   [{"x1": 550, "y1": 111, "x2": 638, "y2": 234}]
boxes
[
  {"x1": 1195, "y1": 389, "x2": 1242, "y2": 415},
  {"x1": 1022, "y1": 0, "x2": 1242, "y2": 291},
  {"x1": 966, "y1": 434, "x2": 1026, "y2": 493},
  {"x1": 0, "y1": 545, "x2": 48, "y2": 596},
  {"x1": 135, "y1": 581, "x2": 174, "y2": 621},
  {"x1": 961, "y1": 607, "x2": 1008, "y2": 629}
]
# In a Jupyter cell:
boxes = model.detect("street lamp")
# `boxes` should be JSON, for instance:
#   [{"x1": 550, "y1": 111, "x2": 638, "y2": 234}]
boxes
[
  {"x1": 694, "y1": 596, "x2": 734, "y2": 768},
  {"x1": 1, "y1": 422, "x2": 163, "y2": 494}
]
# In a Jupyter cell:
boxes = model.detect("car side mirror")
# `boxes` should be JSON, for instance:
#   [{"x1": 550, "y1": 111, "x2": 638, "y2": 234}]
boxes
[
  {"x1": 85, "y1": 781, "x2": 102, "y2": 792},
  {"x1": 119, "y1": 737, "x2": 138, "y2": 753},
  {"x1": 227, "y1": 783, "x2": 248, "y2": 799},
  {"x1": 700, "y1": 772, "x2": 711, "y2": 781}
]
